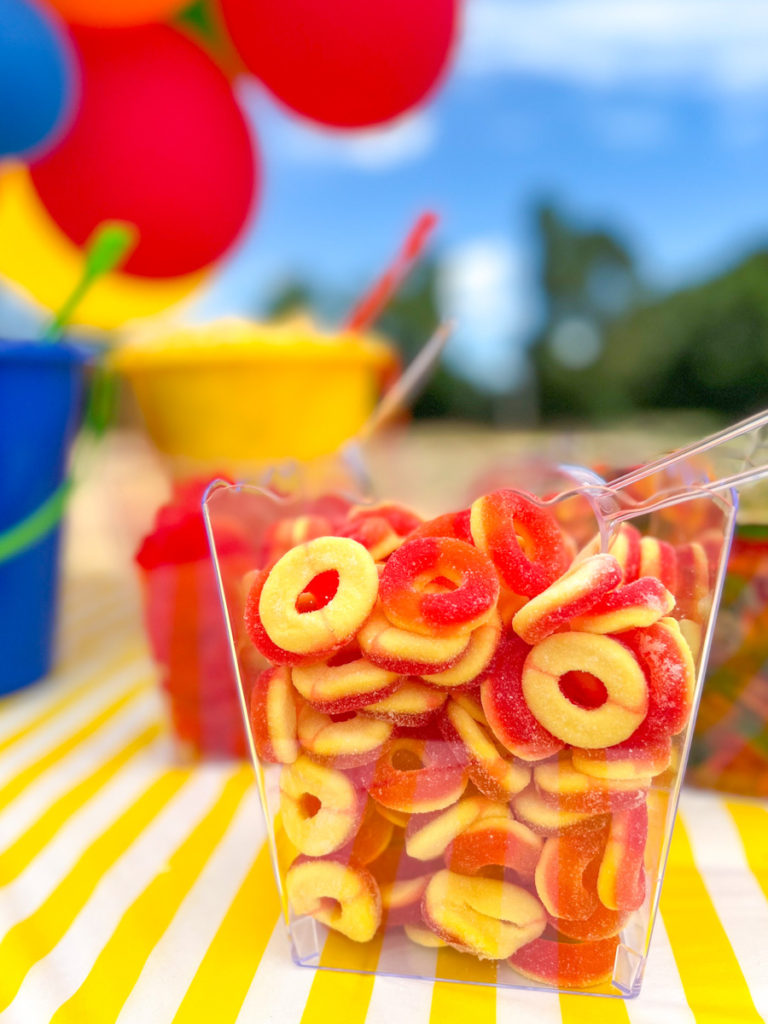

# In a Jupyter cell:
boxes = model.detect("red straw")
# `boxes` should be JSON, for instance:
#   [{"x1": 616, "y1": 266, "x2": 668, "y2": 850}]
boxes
[{"x1": 344, "y1": 211, "x2": 438, "y2": 333}]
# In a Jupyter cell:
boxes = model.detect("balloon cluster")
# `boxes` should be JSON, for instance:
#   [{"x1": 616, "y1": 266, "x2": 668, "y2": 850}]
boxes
[{"x1": 0, "y1": 0, "x2": 458, "y2": 326}]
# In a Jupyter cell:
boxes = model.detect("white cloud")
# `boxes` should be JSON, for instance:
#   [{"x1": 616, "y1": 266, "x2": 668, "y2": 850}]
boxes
[
  {"x1": 461, "y1": 0, "x2": 768, "y2": 93},
  {"x1": 239, "y1": 82, "x2": 437, "y2": 171}
]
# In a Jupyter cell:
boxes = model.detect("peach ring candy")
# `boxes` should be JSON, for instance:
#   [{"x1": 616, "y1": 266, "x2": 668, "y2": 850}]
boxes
[
  {"x1": 445, "y1": 815, "x2": 543, "y2": 881},
  {"x1": 638, "y1": 535, "x2": 678, "y2": 592},
  {"x1": 361, "y1": 679, "x2": 447, "y2": 727},
  {"x1": 421, "y1": 613, "x2": 502, "y2": 688},
  {"x1": 534, "y1": 826, "x2": 607, "y2": 920},
  {"x1": 379, "y1": 537, "x2": 499, "y2": 638},
  {"x1": 675, "y1": 541, "x2": 710, "y2": 620},
  {"x1": 620, "y1": 617, "x2": 696, "y2": 736},
  {"x1": 358, "y1": 604, "x2": 469, "y2": 675},
  {"x1": 533, "y1": 756, "x2": 649, "y2": 814},
  {"x1": 380, "y1": 873, "x2": 433, "y2": 927},
  {"x1": 338, "y1": 502, "x2": 424, "y2": 560},
  {"x1": 521, "y1": 631, "x2": 649, "y2": 748},
  {"x1": 511, "y1": 553, "x2": 623, "y2": 646},
  {"x1": 509, "y1": 933, "x2": 619, "y2": 989},
  {"x1": 261, "y1": 513, "x2": 334, "y2": 565},
  {"x1": 442, "y1": 695, "x2": 530, "y2": 802},
  {"x1": 548, "y1": 901, "x2": 629, "y2": 942},
  {"x1": 367, "y1": 735, "x2": 468, "y2": 814},
  {"x1": 404, "y1": 794, "x2": 497, "y2": 861},
  {"x1": 280, "y1": 755, "x2": 365, "y2": 856},
  {"x1": 572, "y1": 732, "x2": 672, "y2": 781},
  {"x1": 285, "y1": 855, "x2": 381, "y2": 943},
  {"x1": 469, "y1": 489, "x2": 571, "y2": 597},
  {"x1": 422, "y1": 869, "x2": 547, "y2": 960},
  {"x1": 245, "y1": 569, "x2": 340, "y2": 667},
  {"x1": 342, "y1": 801, "x2": 394, "y2": 866},
  {"x1": 597, "y1": 802, "x2": 647, "y2": 912},
  {"x1": 512, "y1": 786, "x2": 607, "y2": 837},
  {"x1": 404, "y1": 922, "x2": 448, "y2": 948},
  {"x1": 569, "y1": 576, "x2": 675, "y2": 635},
  {"x1": 248, "y1": 665, "x2": 299, "y2": 765},
  {"x1": 291, "y1": 648, "x2": 401, "y2": 714},
  {"x1": 258, "y1": 536, "x2": 379, "y2": 656},
  {"x1": 407, "y1": 508, "x2": 473, "y2": 544},
  {"x1": 576, "y1": 522, "x2": 642, "y2": 583},
  {"x1": 480, "y1": 628, "x2": 564, "y2": 762},
  {"x1": 296, "y1": 703, "x2": 393, "y2": 768}
]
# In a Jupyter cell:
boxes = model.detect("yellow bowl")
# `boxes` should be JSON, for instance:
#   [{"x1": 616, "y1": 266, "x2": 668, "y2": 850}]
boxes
[{"x1": 112, "y1": 318, "x2": 398, "y2": 464}]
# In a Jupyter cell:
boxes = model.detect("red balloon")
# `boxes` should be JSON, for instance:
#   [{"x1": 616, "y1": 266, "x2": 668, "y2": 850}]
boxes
[
  {"x1": 220, "y1": 0, "x2": 458, "y2": 129},
  {"x1": 30, "y1": 25, "x2": 257, "y2": 278}
]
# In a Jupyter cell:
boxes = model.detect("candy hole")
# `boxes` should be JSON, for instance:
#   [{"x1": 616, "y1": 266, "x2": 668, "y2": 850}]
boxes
[
  {"x1": 317, "y1": 896, "x2": 343, "y2": 923},
  {"x1": 329, "y1": 711, "x2": 357, "y2": 723},
  {"x1": 298, "y1": 793, "x2": 322, "y2": 819},
  {"x1": 559, "y1": 671, "x2": 608, "y2": 710},
  {"x1": 391, "y1": 747, "x2": 424, "y2": 772},
  {"x1": 295, "y1": 570, "x2": 340, "y2": 613},
  {"x1": 327, "y1": 643, "x2": 361, "y2": 668}
]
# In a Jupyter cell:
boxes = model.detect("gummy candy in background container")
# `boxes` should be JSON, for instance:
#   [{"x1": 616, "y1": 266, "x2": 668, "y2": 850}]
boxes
[{"x1": 203, "y1": 408, "x2": 768, "y2": 998}]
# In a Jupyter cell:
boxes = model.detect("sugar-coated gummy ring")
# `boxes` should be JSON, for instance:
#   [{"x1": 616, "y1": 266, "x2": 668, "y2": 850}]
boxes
[
  {"x1": 358, "y1": 604, "x2": 470, "y2": 674},
  {"x1": 291, "y1": 652, "x2": 401, "y2": 714},
  {"x1": 533, "y1": 756, "x2": 649, "y2": 814},
  {"x1": 597, "y1": 801, "x2": 648, "y2": 912},
  {"x1": 244, "y1": 569, "x2": 341, "y2": 666},
  {"x1": 367, "y1": 736, "x2": 468, "y2": 814},
  {"x1": 248, "y1": 665, "x2": 299, "y2": 764},
  {"x1": 521, "y1": 632, "x2": 649, "y2": 748},
  {"x1": 445, "y1": 815, "x2": 543, "y2": 880},
  {"x1": 638, "y1": 535, "x2": 678, "y2": 592},
  {"x1": 379, "y1": 536, "x2": 499, "y2": 638},
  {"x1": 442, "y1": 695, "x2": 530, "y2": 801},
  {"x1": 509, "y1": 934, "x2": 620, "y2": 989},
  {"x1": 404, "y1": 794, "x2": 493, "y2": 861},
  {"x1": 360, "y1": 678, "x2": 448, "y2": 727},
  {"x1": 512, "y1": 785, "x2": 609, "y2": 836},
  {"x1": 260, "y1": 514, "x2": 334, "y2": 565},
  {"x1": 407, "y1": 508, "x2": 473, "y2": 544},
  {"x1": 296, "y1": 703, "x2": 393, "y2": 768},
  {"x1": 279, "y1": 755, "x2": 365, "y2": 857},
  {"x1": 258, "y1": 536, "x2": 379, "y2": 655},
  {"x1": 534, "y1": 826, "x2": 607, "y2": 920},
  {"x1": 619, "y1": 617, "x2": 696, "y2": 737},
  {"x1": 422, "y1": 613, "x2": 501, "y2": 688},
  {"x1": 286, "y1": 855, "x2": 382, "y2": 943},
  {"x1": 469, "y1": 489, "x2": 571, "y2": 598},
  {"x1": 569, "y1": 575, "x2": 675, "y2": 635},
  {"x1": 575, "y1": 523, "x2": 642, "y2": 584},
  {"x1": 511, "y1": 553, "x2": 623, "y2": 645}
]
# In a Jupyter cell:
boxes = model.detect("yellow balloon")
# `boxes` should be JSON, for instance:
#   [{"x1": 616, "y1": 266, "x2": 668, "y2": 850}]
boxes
[{"x1": 0, "y1": 163, "x2": 206, "y2": 329}]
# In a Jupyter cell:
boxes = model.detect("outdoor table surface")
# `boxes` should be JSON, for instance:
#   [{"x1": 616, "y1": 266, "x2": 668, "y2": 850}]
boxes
[{"x1": 1, "y1": 427, "x2": 766, "y2": 1023}]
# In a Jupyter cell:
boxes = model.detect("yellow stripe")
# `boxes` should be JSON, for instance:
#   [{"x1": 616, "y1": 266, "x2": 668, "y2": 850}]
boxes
[
  {"x1": 0, "y1": 678, "x2": 151, "y2": 814},
  {"x1": 431, "y1": 946, "x2": 496, "y2": 1024},
  {"x1": 301, "y1": 929, "x2": 384, "y2": 1024},
  {"x1": 49, "y1": 767, "x2": 253, "y2": 1024},
  {"x1": 725, "y1": 800, "x2": 768, "y2": 904},
  {"x1": 560, "y1": 991, "x2": 630, "y2": 1023},
  {"x1": 660, "y1": 815, "x2": 763, "y2": 1024},
  {"x1": 0, "y1": 723, "x2": 161, "y2": 885},
  {"x1": 172, "y1": 841, "x2": 281, "y2": 1024},
  {"x1": 0, "y1": 644, "x2": 145, "y2": 758},
  {"x1": 0, "y1": 768, "x2": 190, "y2": 1013}
]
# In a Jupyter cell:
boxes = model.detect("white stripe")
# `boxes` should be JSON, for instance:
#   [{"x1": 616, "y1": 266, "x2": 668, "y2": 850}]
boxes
[
  {"x1": 1, "y1": 767, "x2": 231, "y2": 1023},
  {"x1": 0, "y1": 693, "x2": 161, "y2": 851},
  {"x1": 115, "y1": 788, "x2": 263, "y2": 1024},
  {"x1": 56, "y1": 590, "x2": 125, "y2": 641},
  {"x1": 0, "y1": 659, "x2": 152, "y2": 785},
  {"x1": 0, "y1": 641, "x2": 147, "y2": 746},
  {"x1": 235, "y1": 920, "x2": 317, "y2": 1024},
  {"x1": 0, "y1": 742, "x2": 171, "y2": 929},
  {"x1": 627, "y1": 912, "x2": 696, "y2": 1024},
  {"x1": 678, "y1": 790, "x2": 768, "y2": 1019},
  {"x1": 497, "y1": 979, "x2": 562, "y2": 1022},
  {"x1": 55, "y1": 604, "x2": 139, "y2": 666},
  {"x1": 366, "y1": 931, "x2": 438, "y2": 1024}
]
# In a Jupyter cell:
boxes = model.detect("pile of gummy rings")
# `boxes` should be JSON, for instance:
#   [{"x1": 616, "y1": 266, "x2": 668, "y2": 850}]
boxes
[{"x1": 238, "y1": 487, "x2": 718, "y2": 990}]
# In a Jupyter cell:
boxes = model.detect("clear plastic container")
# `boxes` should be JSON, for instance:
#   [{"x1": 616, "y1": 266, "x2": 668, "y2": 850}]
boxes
[{"x1": 204, "y1": 456, "x2": 736, "y2": 999}]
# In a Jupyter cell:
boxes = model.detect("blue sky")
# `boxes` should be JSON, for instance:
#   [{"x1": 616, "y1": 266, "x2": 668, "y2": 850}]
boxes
[{"x1": 6, "y1": 0, "x2": 768, "y2": 391}]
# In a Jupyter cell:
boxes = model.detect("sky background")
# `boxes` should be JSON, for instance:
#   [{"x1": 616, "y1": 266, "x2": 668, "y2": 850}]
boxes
[{"x1": 6, "y1": 0, "x2": 768, "y2": 392}]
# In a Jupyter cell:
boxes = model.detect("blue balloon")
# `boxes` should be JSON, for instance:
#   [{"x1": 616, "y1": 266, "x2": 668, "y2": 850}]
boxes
[{"x1": 0, "y1": 0, "x2": 77, "y2": 158}]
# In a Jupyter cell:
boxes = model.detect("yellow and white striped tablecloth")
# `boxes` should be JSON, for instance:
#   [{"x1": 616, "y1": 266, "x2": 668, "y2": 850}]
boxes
[{"x1": 1, "y1": 572, "x2": 766, "y2": 1024}]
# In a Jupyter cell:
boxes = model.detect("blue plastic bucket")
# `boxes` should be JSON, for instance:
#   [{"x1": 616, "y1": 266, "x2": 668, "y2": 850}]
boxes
[{"x1": 0, "y1": 340, "x2": 90, "y2": 694}]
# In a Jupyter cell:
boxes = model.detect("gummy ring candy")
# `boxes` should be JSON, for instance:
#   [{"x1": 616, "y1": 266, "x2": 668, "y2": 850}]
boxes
[
  {"x1": 469, "y1": 489, "x2": 571, "y2": 597},
  {"x1": 569, "y1": 576, "x2": 675, "y2": 635},
  {"x1": 571, "y1": 734, "x2": 672, "y2": 781},
  {"x1": 597, "y1": 802, "x2": 647, "y2": 912},
  {"x1": 297, "y1": 703, "x2": 393, "y2": 768},
  {"x1": 340, "y1": 801, "x2": 394, "y2": 866},
  {"x1": 422, "y1": 613, "x2": 501, "y2": 688},
  {"x1": 379, "y1": 537, "x2": 499, "y2": 638},
  {"x1": 534, "y1": 826, "x2": 607, "y2": 920},
  {"x1": 337, "y1": 502, "x2": 424, "y2": 561},
  {"x1": 638, "y1": 536, "x2": 678, "y2": 592},
  {"x1": 258, "y1": 536, "x2": 379, "y2": 655},
  {"x1": 509, "y1": 934, "x2": 620, "y2": 989},
  {"x1": 404, "y1": 794, "x2": 496, "y2": 861},
  {"x1": 675, "y1": 541, "x2": 710, "y2": 621},
  {"x1": 404, "y1": 922, "x2": 448, "y2": 948},
  {"x1": 407, "y1": 508, "x2": 473, "y2": 544},
  {"x1": 244, "y1": 569, "x2": 342, "y2": 667},
  {"x1": 260, "y1": 514, "x2": 334, "y2": 565},
  {"x1": 576, "y1": 523, "x2": 642, "y2": 584},
  {"x1": 480, "y1": 629, "x2": 564, "y2": 762},
  {"x1": 445, "y1": 815, "x2": 543, "y2": 881},
  {"x1": 521, "y1": 632, "x2": 649, "y2": 748},
  {"x1": 442, "y1": 694, "x2": 530, "y2": 802},
  {"x1": 286, "y1": 855, "x2": 382, "y2": 943},
  {"x1": 291, "y1": 648, "x2": 401, "y2": 714},
  {"x1": 280, "y1": 755, "x2": 365, "y2": 856},
  {"x1": 248, "y1": 665, "x2": 299, "y2": 765},
  {"x1": 533, "y1": 756, "x2": 649, "y2": 814},
  {"x1": 619, "y1": 617, "x2": 696, "y2": 737},
  {"x1": 512, "y1": 786, "x2": 608, "y2": 837},
  {"x1": 358, "y1": 605, "x2": 470, "y2": 675},
  {"x1": 367, "y1": 736, "x2": 468, "y2": 814},
  {"x1": 549, "y1": 902, "x2": 629, "y2": 942},
  {"x1": 360, "y1": 679, "x2": 448, "y2": 727},
  {"x1": 511, "y1": 554, "x2": 623, "y2": 646},
  {"x1": 421, "y1": 869, "x2": 547, "y2": 960}
]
